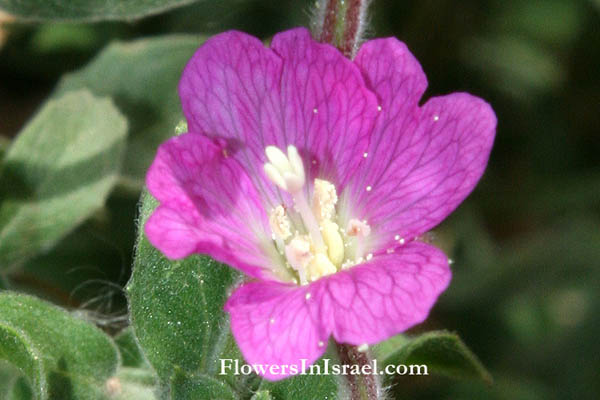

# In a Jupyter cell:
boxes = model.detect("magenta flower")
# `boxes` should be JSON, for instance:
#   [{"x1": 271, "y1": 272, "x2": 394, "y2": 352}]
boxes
[{"x1": 145, "y1": 28, "x2": 496, "y2": 380}]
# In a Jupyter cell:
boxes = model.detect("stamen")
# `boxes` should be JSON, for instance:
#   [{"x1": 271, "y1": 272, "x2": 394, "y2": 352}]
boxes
[
  {"x1": 308, "y1": 253, "x2": 337, "y2": 281},
  {"x1": 347, "y1": 219, "x2": 371, "y2": 260},
  {"x1": 264, "y1": 145, "x2": 325, "y2": 251},
  {"x1": 269, "y1": 205, "x2": 291, "y2": 251},
  {"x1": 347, "y1": 219, "x2": 371, "y2": 238},
  {"x1": 293, "y1": 192, "x2": 326, "y2": 254},
  {"x1": 285, "y1": 236, "x2": 313, "y2": 285},
  {"x1": 262, "y1": 145, "x2": 372, "y2": 284},
  {"x1": 321, "y1": 220, "x2": 344, "y2": 266},
  {"x1": 313, "y1": 179, "x2": 338, "y2": 221}
]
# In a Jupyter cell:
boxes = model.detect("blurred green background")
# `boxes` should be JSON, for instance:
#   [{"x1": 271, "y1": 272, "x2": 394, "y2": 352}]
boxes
[{"x1": 0, "y1": 0, "x2": 598, "y2": 399}]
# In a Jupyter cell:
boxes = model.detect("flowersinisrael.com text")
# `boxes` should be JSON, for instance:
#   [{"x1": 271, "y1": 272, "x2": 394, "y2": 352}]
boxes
[{"x1": 219, "y1": 359, "x2": 428, "y2": 377}]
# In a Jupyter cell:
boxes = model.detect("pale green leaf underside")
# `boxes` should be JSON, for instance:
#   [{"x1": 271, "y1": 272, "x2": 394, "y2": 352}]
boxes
[
  {"x1": 0, "y1": 90, "x2": 127, "y2": 270},
  {"x1": 0, "y1": 0, "x2": 202, "y2": 21},
  {"x1": 55, "y1": 35, "x2": 203, "y2": 183}
]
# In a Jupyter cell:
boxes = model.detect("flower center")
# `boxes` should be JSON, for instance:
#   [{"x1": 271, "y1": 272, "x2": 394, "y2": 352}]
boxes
[{"x1": 263, "y1": 145, "x2": 370, "y2": 285}]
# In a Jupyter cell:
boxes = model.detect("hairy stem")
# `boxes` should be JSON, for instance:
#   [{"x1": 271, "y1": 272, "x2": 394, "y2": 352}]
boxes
[
  {"x1": 312, "y1": 0, "x2": 372, "y2": 58},
  {"x1": 336, "y1": 342, "x2": 382, "y2": 400}
]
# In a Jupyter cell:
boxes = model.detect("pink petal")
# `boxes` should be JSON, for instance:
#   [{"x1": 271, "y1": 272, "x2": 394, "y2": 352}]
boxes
[
  {"x1": 225, "y1": 241, "x2": 450, "y2": 380},
  {"x1": 354, "y1": 37, "x2": 427, "y2": 128},
  {"x1": 225, "y1": 281, "x2": 328, "y2": 381},
  {"x1": 269, "y1": 28, "x2": 379, "y2": 188},
  {"x1": 350, "y1": 38, "x2": 496, "y2": 250},
  {"x1": 178, "y1": 28, "x2": 379, "y2": 207},
  {"x1": 145, "y1": 133, "x2": 274, "y2": 280},
  {"x1": 322, "y1": 241, "x2": 451, "y2": 344}
]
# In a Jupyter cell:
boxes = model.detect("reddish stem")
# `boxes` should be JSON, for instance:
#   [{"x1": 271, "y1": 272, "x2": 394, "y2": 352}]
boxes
[{"x1": 319, "y1": 0, "x2": 339, "y2": 44}]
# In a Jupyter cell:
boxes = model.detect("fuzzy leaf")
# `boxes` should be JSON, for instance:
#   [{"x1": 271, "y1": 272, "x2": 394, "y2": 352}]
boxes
[
  {"x1": 127, "y1": 192, "x2": 248, "y2": 396},
  {"x1": 257, "y1": 354, "x2": 343, "y2": 400},
  {"x1": 115, "y1": 328, "x2": 148, "y2": 369},
  {"x1": 0, "y1": 0, "x2": 202, "y2": 21},
  {"x1": 55, "y1": 35, "x2": 203, "y2": 183},
  {"x1": 170, "y1": 370, "x2": 237, "y2": 400},
  {"x1": 0, "y1": 90, "x2": 127, "y2": 270},
  {"x1": 375, "y1": 331, "x2": 492, "y2": 384},
  {"x1": 128, "y1": 192, "x2": 346, "y2": 398},
  {"x1": 0, "y1": 292, "x2": 119, "y2": 399}
]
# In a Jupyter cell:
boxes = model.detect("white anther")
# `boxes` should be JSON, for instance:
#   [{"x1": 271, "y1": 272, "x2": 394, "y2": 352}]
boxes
[
  {"x1": 313, "y1": 179, "x2": 338, "y2": 221},
  {"x1": 433, "y1": 115, "x2": 439, "y2": 121},
  {"x1": 269, "y1": 205, "x2": 291, "y2": 241},
  {"x1": 270, "y1": 318, "x2": 275, "y2": 324},
  {"x1": 347, "y1": 219, "x2": 371, "y2": 238},
  {"x1": 308, "y1": 253, "x2": 337, "y2": 281},
  {"x1": 321, "y1": 220, "x2": 344, "y2": 266},
  {"x1": 285, "y1": 236, "x2": 313, "y2": 285},
  {"x1": 305, "y1": 292, "x2": 311, "y2": 300},
  {"x1": 366, "y1": 253, "x2": 373, "y2": 261},
  {"x1": 377, "y1": 105, "x2": 382, "y2": 111},
  {"x1": 366, "y1": 185, "x2": 372, "y2": 192},
  {"x1": 318, "y1": 341, "x2": 324, "y2": 347},
  {"x1": 363, "y1": 152, "x2": 368, "y2": 158}
]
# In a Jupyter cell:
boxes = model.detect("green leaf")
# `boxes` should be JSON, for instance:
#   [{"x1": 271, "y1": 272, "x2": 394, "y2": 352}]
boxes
[
  {"x1": 115, "y1": 328, "x2": 148, "y2": 369},
  {"x1": 55, "y1": 35, "x2": 203, "y2": 183},
  {"x1": 0, "y1": 363, "x2": 34, "y2": 400},
  {"x1": 127, "y1": 193, "x2": 354, "y2": 400},
  {"x1": 0, "y1": 0, "x2": 202, "y2": 21},
  {"x1": 251, "y1": 390, "x2": 273, "y2": 400},
  {"x1": 111, "y1": 367, "x2": 158, "y2": 400},
  {"x1": 128, "y1": 192, "x2": 349, "y2": 398},
  {"x1": 257, "y1": 353, "x2": 343, "y2": 400},
  {"x1": 170, "y1": 369, "x2": 237, "y2": 400},
  {"x1": 0, "y1": 292, "x2": 119, "y2": 399},
  {"x1": 127, "y1": 192, "x2": 248, "y2": 396},
  {"x1": 0, "y1": 90, "x2": 127, "y2": 270},
  {"x1": 375, "y1": 331, "x2": 492, "y2": 384}
]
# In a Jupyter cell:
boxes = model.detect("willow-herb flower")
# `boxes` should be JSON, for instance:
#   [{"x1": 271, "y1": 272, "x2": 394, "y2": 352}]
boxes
[{"x1": 145, "y1": 28, "x2": 496, "y2": 381}]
